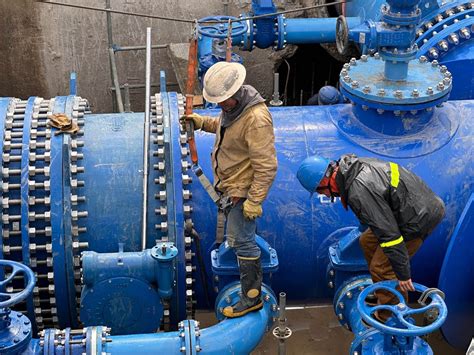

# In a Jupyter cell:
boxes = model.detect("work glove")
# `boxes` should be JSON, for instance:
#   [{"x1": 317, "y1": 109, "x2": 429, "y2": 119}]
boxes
[
  {"x1": 47, "y1": 113, "x2": 79, "y2": 135},
  {"x1": 180, "y1": 112, "x2": 204, "y2": 130},
  {"x1": 243, "y1": 200, "x2": 263, "y2": 220}
]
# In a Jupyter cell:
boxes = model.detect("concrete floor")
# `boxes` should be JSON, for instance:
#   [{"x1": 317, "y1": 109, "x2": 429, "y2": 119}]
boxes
[{"x1": 196, "y1": 304, "x2": 463, "y2": 354}]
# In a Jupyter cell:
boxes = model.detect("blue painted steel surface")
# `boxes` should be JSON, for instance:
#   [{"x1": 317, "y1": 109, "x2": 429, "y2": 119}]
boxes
[
  {"x1": 50, "y1": 96, "x2": 78, "y2": 329},
  {"x1": 81, "y1": 113, "x2": 144, "y2": 252},
  {"x1": 327, "y1": 227, "x2": 369, "y2": 292},
  {"x1": 283, "y1": 18, "x2": 359, "y2": 44},
  {"x1": 152, "y1": 243, "x2": 179, "y2": 298},
  {"x1": 333, "y1": 276, "x2": 372, "y2": 333},
  {"x1": 166, "y1": 92, "x2": 188, "y2": 324},
  {"x1": 81, "y1": 276, "x2": 163, "y2": 335},
  {"x1": 439, "y1": 194, "x2": 474, "y2": 349},
  {"x1": 69, "y1": 73, "x2": 77, "y2": 96},
  {"x1": 80, "y1": 244, "x2": 176, "y2": 334}
]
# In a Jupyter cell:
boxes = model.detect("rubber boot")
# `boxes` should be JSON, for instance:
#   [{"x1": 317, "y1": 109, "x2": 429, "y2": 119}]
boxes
[{"x1": 222, "y1": 256, "x2": 263, "y2": 318}]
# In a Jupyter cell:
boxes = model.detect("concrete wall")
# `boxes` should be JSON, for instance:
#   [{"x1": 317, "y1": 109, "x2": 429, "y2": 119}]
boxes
[{"x1": 0, "y1": 0, "x2": 291, "y2": 112}]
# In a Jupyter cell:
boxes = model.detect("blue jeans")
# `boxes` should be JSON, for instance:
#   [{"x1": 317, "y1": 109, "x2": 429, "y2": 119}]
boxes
[{"x1": 225, "y1": 200, "x2": 261, "y2": 258}]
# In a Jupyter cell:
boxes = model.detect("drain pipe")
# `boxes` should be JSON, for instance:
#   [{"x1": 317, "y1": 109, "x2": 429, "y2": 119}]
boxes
[
  {"x1": 270, "y1": 72, "x2": 283, "y2": 107},
  {"x1": 273, "y1": 292, "x2": 292, "y2": 355}
]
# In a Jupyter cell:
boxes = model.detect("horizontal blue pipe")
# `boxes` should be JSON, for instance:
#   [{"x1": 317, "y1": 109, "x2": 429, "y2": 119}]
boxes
[
  {"x1": 104, "y1": 305, "x2": 272, "y2": 354},
  {"x1": 285, "y1": 17, "x2": 360, "y2": 44}
]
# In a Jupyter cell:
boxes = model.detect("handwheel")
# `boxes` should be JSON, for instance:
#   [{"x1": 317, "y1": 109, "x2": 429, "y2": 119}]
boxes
[
  {"x1": 356, "y1": 280, "x2": 447, "y2": 337},
  {"x1": 198, "y1": 16, "x2": 248, "y2": 39},
  {"x1": 0, "y1": 260, "x2": 35, "y2": 308},
  {"x1": 336, "y1": 15, "x2": 350, "y2": 55}
]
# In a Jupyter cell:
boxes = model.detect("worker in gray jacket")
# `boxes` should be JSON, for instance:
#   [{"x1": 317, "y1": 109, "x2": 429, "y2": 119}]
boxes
[
  {"x1": 297, "y1": 154, "x2": 445, "y2": 322},
  {"x1": 182, "y1": 62, "x2": 277, "y2": 318}
]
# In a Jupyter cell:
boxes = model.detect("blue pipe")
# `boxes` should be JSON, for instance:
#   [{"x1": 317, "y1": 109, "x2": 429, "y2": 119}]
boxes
[
  {"x1": 284, "y1": 17, "x2": 360, "y2": 44},
  {"x1": 104, "y1": 305, "x2": 272, "y2": 355}
]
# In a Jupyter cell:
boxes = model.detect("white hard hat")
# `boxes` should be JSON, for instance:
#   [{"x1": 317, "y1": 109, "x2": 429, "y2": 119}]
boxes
[{"x1": 202, "y1": 62, "x2": 246, "y2": 103}]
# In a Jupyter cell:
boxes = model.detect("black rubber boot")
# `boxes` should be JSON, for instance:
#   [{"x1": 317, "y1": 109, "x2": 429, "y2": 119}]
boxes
[{"x1": 222, "y1": 256, "x2": 263, "y2": 318}]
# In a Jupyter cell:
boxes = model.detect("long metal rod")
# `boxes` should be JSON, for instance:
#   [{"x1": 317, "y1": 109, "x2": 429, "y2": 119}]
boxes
[
  {"x1": 108, "y1": 47, "x2": 124, "y2": 113},
  {"x1": 109, "y1": 83, "x2": 179, "y2": 91},
  {"x1": 141, "y1": 27, "x2": 152, "y2": 250},
  {"x1": 114, "y1": 44, "x2": 168, "y2": 52},
  {"x1": 38, "y1": 1, "x2": 348, "y2": 24}
]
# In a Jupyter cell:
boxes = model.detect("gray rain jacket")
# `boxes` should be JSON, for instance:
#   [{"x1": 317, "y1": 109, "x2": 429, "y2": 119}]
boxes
[{"x1": 335, "y1": 154, "x2": 445, "y2": 280}]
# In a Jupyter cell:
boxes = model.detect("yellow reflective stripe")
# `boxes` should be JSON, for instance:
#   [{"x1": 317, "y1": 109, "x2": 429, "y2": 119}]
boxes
[
  {"x1": 380, "y1": 236, "x2": 404, "y2": 248},
  {"x1": 390, "y1": 162, "x2": 399, "y2": 188}
]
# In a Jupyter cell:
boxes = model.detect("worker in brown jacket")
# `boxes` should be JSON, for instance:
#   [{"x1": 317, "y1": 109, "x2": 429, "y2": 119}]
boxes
[{"x1": 182, "y1": 62, "x2": 277, "y2": 318}]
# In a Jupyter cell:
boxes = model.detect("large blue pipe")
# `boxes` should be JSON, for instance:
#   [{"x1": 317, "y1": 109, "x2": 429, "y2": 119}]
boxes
[{"x1": 72, "y1": 98, "x2": 473, "y2": 303}]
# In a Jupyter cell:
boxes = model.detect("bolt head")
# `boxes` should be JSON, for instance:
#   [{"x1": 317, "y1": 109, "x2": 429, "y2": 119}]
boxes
[
  {"x1": 377, "y1": 89, "x2": 386, "y2": 96},
  {"x1": 419, "y1": 56, "x2": 427, "y2": 63}
]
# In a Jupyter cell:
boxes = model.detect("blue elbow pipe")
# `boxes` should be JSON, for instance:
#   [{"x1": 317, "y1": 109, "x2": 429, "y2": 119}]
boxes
[
  {"x1": 284, "y1": 17, "x2": 360, "y2": 44},
  {"x1": 105, "y1": 304, "x2": 272, "y2": 355}
]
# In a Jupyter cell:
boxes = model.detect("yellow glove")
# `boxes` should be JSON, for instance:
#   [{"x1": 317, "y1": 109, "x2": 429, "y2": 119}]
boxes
[
  {"x1": 180, "y1": 113, "x2": 204, "y2": 130},
  {"x1": 243, "y1": 200, "x2": 263, "y2": 220}
]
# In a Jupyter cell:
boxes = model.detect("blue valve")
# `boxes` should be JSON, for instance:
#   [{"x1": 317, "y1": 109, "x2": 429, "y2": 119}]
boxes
[
  {"x1": 0, "y1": 260, "x2": 35, "y2": 309},
  {"x1": 198, "y1": 16, "x2": 248, "y2": 39},
  {"x1": 356, "y1": 280, "x2": 447, "y2": 337}
]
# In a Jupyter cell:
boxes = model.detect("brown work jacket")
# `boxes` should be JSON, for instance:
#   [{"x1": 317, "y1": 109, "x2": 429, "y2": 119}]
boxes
[{"x1": 200, "y1": 102, "x2": 277, "y2": 204}]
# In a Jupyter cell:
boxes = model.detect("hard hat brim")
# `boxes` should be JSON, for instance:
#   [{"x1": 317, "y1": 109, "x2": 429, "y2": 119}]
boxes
[{"x1": 202, "y1": 62, "x2": 247, "y2": 104}]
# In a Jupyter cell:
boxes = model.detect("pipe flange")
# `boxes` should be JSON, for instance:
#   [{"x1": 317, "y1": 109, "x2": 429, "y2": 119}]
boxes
[
  {"x1": 215, "y1": 281, "x2": 278, "y2": 326},
  {"x1": 417, "y1": 11, "x2": 474, "y2": 61},
  {"x1": 339, "y1": 54, "x2": 451, "y2": 112},
  {"x1": 333, "y1": 276, "x2": 372, "y2": 330},
  {"x1": 275, "y1": 15, "x2": 287, "y2": 50},
  {"x1": 381, "y1": 3, "x2": 422, "y2": 26}
]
